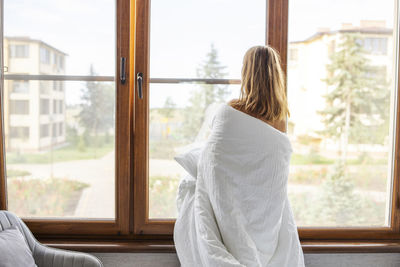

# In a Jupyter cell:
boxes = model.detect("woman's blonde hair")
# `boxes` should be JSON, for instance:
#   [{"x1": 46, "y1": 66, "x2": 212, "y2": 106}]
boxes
[{"x1": 231, "y1": 45, "x2": 289, "y2": 122}]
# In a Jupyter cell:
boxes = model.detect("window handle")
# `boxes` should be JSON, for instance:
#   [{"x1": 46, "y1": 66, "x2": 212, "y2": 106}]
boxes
[
  {"x1": 137, "y1": 72, "x2": 143, "y2": 99},
  {"x1": 120, "y1": 57, "x2": 126, "y2": 84}
]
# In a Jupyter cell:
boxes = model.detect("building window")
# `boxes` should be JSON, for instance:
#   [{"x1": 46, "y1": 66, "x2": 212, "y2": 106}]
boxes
[
  {"x1": 12, "y1": 81, "x2": 29, "y2": 94},
  {"x1": 10, "y1": 100, "x2": 29, "y2": 115},
  {"x1": 53, "y1": 53, "x2": 58, "y2": 66},
  {"x1": 58, "y1": 122, "x2": 64, "y2": 136},
  {"x1": 10, "y1": 127, "x2": 29, "y2": 139},
  {"x1": 365, "y1": 66, "x2": 387, "y2": 80},
  {"x1": 40, "y1": 81, "x2": 50, "y2": 94},
  {"x1": 40, "y1": 47, "x2": 51, "y2": 64},
  {"x1": 9, "y1": 44, "x2": 29, "y2": 58},
  {"x1": 53, "y1": 81, "x2": 58, "y2": 91},
  {"x1": 53, "y1": 99, "x2": 57, "y2": 114},
  {"x1": 52, "y1": 123, "x2": 57, "y2": 137},
  {"x1": 59, "y1": 57, "x2": 64, "y2": 70},
  {"x1": 40, "y1": 124, "x2": 49, "y2": 138},
  {"x1": 58, "y1": 100, "x2": 63, "y2": 114},
  {"x1": 362, "y1": 37, "x2": 388, "y2": 55},
  {"x1": 40, "y1": 99, "x2": 50, "y2": 115}
]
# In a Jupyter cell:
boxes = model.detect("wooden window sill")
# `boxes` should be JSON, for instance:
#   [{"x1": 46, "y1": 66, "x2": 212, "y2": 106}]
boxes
[{"x1": 40, "y1": 239, "x2": 400, "y2": 254}]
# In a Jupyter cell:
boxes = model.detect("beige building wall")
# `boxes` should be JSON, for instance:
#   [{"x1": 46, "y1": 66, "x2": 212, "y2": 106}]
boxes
[{"x1": 4, "y1": 37, "x2": 67, "y2": 152}]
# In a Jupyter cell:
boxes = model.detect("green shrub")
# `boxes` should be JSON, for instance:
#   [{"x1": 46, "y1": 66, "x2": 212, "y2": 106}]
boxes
[
  {"x1": 149, "y1": 176, "x2": 180, "y2": 218},
  {"x1": 8, "y1": 178, "x2": 89, "y2": 217}
]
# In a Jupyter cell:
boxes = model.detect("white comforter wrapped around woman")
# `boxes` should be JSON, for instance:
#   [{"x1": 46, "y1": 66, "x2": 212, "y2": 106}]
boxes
[{"x1": 174, "y1": 103, "x2": 304, "y2": 267}]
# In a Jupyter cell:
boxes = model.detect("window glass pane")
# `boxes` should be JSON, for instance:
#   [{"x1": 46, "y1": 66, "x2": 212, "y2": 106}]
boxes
[
  {"x1": 5, "y1": 81, "x2": 116, "y2": 219},
  {"x1": 149, "y1": 0, "x2": 266, "y2": 79},
  {"x1": 287, "y1": 0, "x2": 397, "y2": 226},
  {"x1": 12, "y1": 81, "x2": 29, "y2": 93},
  {"x1": 148, "y1": 0, "x2": 266, "y2": 219},
  {"x1": 4, "y1": 0, "x2": 115, "y2": 76},
  {"x1": 149, "y1": 83, "x2": 240, "y2": 218},
  {"x1": 4, "y1": 0, "x2": 116, "y2": 219}
]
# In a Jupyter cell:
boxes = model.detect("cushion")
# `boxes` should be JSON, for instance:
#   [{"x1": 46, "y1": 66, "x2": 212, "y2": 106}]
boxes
[
  {"x1": 174, "y1": 145, "x2": 203, "y2": 178},
  {"x1": 0, "y1": 226, "x2": 37, "y2": 267}
]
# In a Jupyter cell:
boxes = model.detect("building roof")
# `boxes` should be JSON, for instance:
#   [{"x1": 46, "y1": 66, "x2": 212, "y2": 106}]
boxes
[
  {"x1": 4, "y1": 36, "x2": 68, "y2": 56},
  {"x1": 290, "y1": 27, "x2": 393, "y2": 44}
]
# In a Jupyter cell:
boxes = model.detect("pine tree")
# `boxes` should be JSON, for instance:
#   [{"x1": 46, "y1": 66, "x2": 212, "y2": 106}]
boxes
[
  {"x1": 319, "y1": 33, "x2": 389, "y2": 162},
  {"x1": 181, "y1": 44, "x2": 228, "y2": 142},
  {"x1": 315, "y1": 34, "x2": 391, "y2": 226}
]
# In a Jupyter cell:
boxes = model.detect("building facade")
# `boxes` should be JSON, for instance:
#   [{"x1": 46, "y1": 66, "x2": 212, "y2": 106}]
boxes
[
  {"x1": 287, "y1": 20, "x2": 393, "y2": 151},
  {"x1": 3, "y1": 37, "x2": 67, "y2": 152}
]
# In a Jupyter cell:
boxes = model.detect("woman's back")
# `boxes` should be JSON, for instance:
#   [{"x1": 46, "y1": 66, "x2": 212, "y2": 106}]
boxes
[{"x1": 174, "y1": 103, "x2": 304, "y2": 267}]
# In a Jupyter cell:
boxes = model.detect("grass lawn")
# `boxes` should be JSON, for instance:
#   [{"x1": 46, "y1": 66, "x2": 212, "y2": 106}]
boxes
[{"x1": 6, "y1": 142, "x2": 114, "y2": 164}]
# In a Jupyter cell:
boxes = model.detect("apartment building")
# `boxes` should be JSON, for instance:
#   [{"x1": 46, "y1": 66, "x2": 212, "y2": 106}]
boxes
[
  {"x1": 3, "y1": 37, "x2": 67, "y2": 152},
  {"x1": 287, "y1": 20, "x2": 393, "y2": 141}
]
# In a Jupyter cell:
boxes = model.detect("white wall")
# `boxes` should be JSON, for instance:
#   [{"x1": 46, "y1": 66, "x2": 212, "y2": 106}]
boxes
[{"x1": 93, "y1": 253, "x2": 400, "y2": 267}]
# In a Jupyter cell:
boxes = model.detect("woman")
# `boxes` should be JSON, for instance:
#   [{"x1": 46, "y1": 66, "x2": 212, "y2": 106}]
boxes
[{"x1": 174, "y1": 46, "x2": 304, "y2": 267}]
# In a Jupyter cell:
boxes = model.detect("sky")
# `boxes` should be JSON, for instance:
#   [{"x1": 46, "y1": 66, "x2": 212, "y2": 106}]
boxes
[{"x1": 4, "y1": 0, "x2": 396, "y2": 107}]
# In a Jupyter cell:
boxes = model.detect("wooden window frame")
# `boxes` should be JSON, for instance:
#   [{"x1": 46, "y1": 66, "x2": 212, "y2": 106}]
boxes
[
  {"x1": 0, "y1": 0, "x2": 131, "y2": 237},
  {"x1": 0, "y1": 0, "x2": 399, "y2": 253},
  {"x1": 133, "y1": 0, "x2": 400, "y2": 241}
]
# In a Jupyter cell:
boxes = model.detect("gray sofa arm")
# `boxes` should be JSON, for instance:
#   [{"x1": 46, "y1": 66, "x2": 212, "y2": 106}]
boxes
[
  {"x1": 32, "y1": 242, "x2": 103, "y2": 267},
  {"x1": 0, "y1": 211, "x2": 103, "y2": 267}
]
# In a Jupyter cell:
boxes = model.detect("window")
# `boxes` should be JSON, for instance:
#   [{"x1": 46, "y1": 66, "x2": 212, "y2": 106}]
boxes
[
  {"x1": 1, "y1": 0, "x2": 400, "y2": 251},
  {"x1": 52, "y1": 123, "x2": 57, "y2": 138},
  {"x1": 40, "y1": 47, "x2": 50, "y2": 64},
  {"x1": 59, "y1": 57, "x2": 64, "y2": 70},
  {"x1": 58, "y1": 100, "x2": 63, "y2": 114},
  {"x1": 58, "y1": 122, "x2": 64, "y2": 136},
  {"x1": 53, "y1": 99, "x2": 57, "y2": 113},
  {"x1": 134, "y1": 0, "x2": 286, "y2": 235},
  {"x1": 286, "y1": 0, "x2": 397, "y2": 232},
  {"x1": 365, "y1": 66, "x2": 387, "y2": 80},
  {"x1": 9, "y1": 100, "x2": 29, "y2": 115},
  {"x1": 363, "y1": 37, "x2": 388, "y2": 54},
  {"x1": 9, "y1": 44, "x2": 29, "y2": 58},
  {"x1": 12, "y1": 81, "x2": 29, "y2": 93},
  {"x1": 53, "y1": 53, "x2": 58, "y2": 66},
  {"x1": 133, "y1": 0, "x2": 400, "y2": 242},
  {"x1": 40, "y1": 99, "x2": 50, "y2": 115},
  {"x1": 10, "y1": 127, "x2": 29, "y2": 139},
  {"x1": 0, "y1": 0, "x2": 130, "y2": 237},
  {"x1": 40, "y1": 81, "x2": 50, "y2": 94},
  {"x1": 40, "y1": 124, "x2": 49, "y2": 138},
  {"x1": 53, "y1": 81, "x2": 58, "y2": 91}
]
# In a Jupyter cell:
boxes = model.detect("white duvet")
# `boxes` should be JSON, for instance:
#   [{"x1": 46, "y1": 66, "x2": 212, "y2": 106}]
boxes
[{"x1": 174, "y1": 103, "x2": 304, "y2": 267}]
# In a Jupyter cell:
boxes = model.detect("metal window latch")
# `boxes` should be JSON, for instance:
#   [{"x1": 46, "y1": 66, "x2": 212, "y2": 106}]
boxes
[
  {"x1": 137, "y1": 72, "x2": 143, "y2": 99},
  {"x1": 2, "y1": 66, "x2": 8, "y2": 73},
  {"x1": 120, "y1": 57, "x2": 126, "y2": 84}
]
